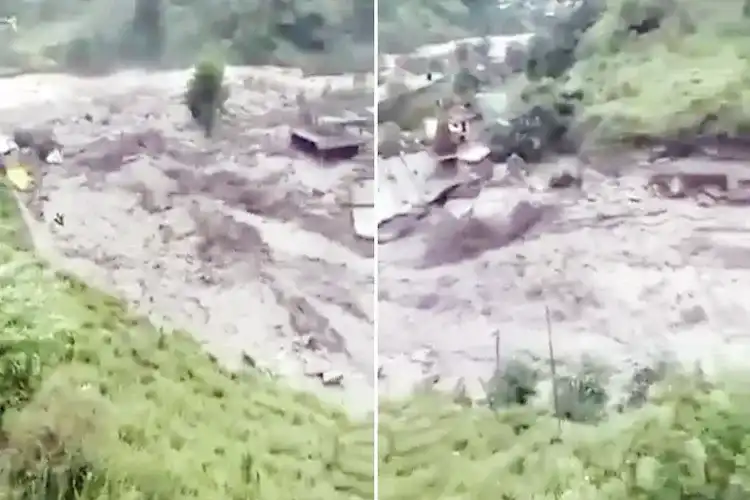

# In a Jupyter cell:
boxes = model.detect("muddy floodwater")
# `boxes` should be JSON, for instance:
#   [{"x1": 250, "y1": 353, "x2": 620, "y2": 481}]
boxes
[
  {"x1": 1, "y1": 67, "x2": 375, "y2": 412},
  {"x1": 377, "y1": 153, "x2": 750, "y2": 399}
]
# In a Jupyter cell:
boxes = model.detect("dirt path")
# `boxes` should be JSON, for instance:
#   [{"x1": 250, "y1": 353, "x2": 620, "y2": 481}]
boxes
[
  {"x1": 378, "y1": 155, "x2": 750, "y2": 400},
  {"x1": 0, "y1": 67, "x2": 375, "y2": 413}
]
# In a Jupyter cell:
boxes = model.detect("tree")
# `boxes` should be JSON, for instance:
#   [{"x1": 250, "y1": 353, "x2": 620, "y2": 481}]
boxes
[
  {"x1": 130, "y1": 0, "x2": 165, "y2": 63},
  {"x1": 185, "y1": 57, "x2": 228, "y2": 137}
]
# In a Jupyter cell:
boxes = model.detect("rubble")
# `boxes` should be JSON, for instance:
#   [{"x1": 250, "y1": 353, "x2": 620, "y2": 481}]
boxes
[
  {"x1": 378, "y1": 143, "x2": 750, "y2": 401},
  {"x1": 290, "y1": 126, "x2": 366, "y2": 160},
  {"x1": 547, "y1": 167, "x2": 582, "y2": 189}
]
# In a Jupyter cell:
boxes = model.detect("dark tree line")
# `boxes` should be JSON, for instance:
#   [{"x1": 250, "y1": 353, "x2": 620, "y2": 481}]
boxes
[{"x1": 2, "y1": 0, "x2": 373, "y2": 72}]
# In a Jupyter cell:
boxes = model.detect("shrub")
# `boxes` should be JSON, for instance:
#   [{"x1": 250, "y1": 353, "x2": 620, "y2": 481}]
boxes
[
  {"x1": 481, "y1": 358, "x2": 540, "y2": 410},
  {"x1": 1, "y1": 0, "x2": 373, "y2": 72},
  {"x1": 2, "y1": 365, "x2": 113, "y2": 500},
  {"x1": 0, "y1": 335, "x2": 73, "y2": 424},
  {"x1": 502, "y1": 0, "x2": 750, "y2": 146},
  {"x1": 185, "y1": 56, "x2": 228, "y2": 137}
]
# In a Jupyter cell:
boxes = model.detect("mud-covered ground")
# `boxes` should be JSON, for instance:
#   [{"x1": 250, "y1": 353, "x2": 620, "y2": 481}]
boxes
[
  {"x1": 378, "y1": 153, "x2": 750, "y2": 400},
  {"x1": 0, "y1": 67, "x2": 375, "y2": 412}
]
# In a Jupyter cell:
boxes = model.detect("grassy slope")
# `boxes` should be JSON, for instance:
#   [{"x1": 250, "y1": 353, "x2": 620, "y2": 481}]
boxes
[
  {"x1": 379, "y1": 374, "x2": 750, "y2": 499},
  {"x1": 0, "y1": 184, "x2": 374, "y2": 499},
  {"x1": 567, "y1": 0, "x2": 750, "y2": 141}
]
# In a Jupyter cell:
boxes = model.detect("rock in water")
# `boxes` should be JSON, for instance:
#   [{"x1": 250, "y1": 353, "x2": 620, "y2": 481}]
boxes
[
  {"x1": 506, "y1": 153, "x2": 528, "y2": 179},
  {"x1": 548, "y1": 161, "x2": 583, "y2": 189},
  {"x1": 547, "y1": 171, "x2": 581, "y2": 189},
  {"x1": 13, "y1": 128, "x2": 40, "y2": 149},
  {"x1": 46, "y1": 148, "x2": 63, "y2": 164},
  {"x1": 13, "y1": 128, "x2": 61, "y2": 162}
]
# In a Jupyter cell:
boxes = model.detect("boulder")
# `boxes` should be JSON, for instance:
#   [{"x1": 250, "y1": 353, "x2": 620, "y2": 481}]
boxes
[
  {"x1": 547, "y1": 163, "x2": 583, "y2": 189},
  {"x1": 13, "y1": 127, "x2": 61, "y2": 163}
]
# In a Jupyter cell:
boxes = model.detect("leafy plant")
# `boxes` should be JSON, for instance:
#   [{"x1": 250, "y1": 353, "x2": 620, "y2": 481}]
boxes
[
  {"x1": 481, "y1": 358, "x2": 540, "y2": 410},
  {"x1": 63, "y1": 36, "x2": 118, "y2": 74},
  {"x1": 553, "y1": 370, "x2": 609, "y2": 423},
  {"x1": 185, "y1": 55, "x2": 229, "y2": 137},
  {"x1": 0, "y1": 336, "x2": 72, "y2": 423}
]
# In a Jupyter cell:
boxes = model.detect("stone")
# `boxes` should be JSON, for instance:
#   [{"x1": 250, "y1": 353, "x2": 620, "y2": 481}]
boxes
[
  {"x1": 46, "y1": 148, "x2": 63, "y2": 164},
  {"x1": 548, "y1": 169, "x2": 582, "y2": 189},
  {"x1": 680, "y1": 304, "x2": 707, "y2": 325},
  {"x1": 667, "y1": 176, "x2": 686, "y2": 198},
  {"x1": 694, "y1": 192, "x2": 716, "y2": 208},
  {"x1": 506, "y1": 153, "x2": 527, "y2": 178},
  {"x1": 700, "y1": 185, "x2": 726, "y2": 201},
  {"x1": 13, "y1": 127, "x2": 61, "y2": 162},
  {"x1": 321, "y1": 370, "x2": 344, "y2": 386}
]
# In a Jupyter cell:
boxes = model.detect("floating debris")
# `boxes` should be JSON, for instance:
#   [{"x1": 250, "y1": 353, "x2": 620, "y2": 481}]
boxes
[{"x1": 290, "y1": 126, "x2": 365, "y2": 161}]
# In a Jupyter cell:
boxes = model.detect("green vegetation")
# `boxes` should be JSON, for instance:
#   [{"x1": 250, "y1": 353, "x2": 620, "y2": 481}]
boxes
[
  {"x1": 381, "y1": 357, "x2": 750, "y2": 499},
  {"x1": 509, "y1": 0, "x2": 750, "y2": 147},
  {"x1": 378, "y1": 0, "x2": 549, "y2": 53},
  {"x1": 567, "y1": 0, "x2": 750, "y2": 142},
  {"x1": 0, "y1": 0, "x2": 373, "y2": 73},
  {"x1": 382, "y1": 0, "x2": 750, "y2": 157},
  {"x1": 186, "y1": 55, "x2": 229, "y2": 136},
  {"x1": 0, "y1": 185, "x2": 374, "y2": 499}
]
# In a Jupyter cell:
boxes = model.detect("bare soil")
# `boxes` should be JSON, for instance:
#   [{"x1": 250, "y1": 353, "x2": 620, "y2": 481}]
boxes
[{"x1": 0, "y1": 67, "x2": 374, "y2": 412}]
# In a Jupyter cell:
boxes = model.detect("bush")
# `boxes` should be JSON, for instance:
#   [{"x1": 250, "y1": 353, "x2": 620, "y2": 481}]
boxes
[
  {"x1": 185, "y1": 56, "x2": 228, "y2": 137},
  {"x1": 382, "y1": 363, "x2": 750, "y2": 499},
  {"x1": 0, "y1": 337, "x2": 71, "y2": 423},
  {"x1": 501, "y1": 0, "x2": 750, "y2": 148},
  {"x1": 2, "y1": 365, "x2": 113, "y2": 499}
]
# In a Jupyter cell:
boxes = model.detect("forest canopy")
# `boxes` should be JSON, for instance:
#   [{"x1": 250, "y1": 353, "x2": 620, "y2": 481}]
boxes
[
  {"x1": 0, "y1": 0, "x2": 374, "y2": 73},
  {"x1": 381, "y1": 0, "x2": 750, "y2": 147}
]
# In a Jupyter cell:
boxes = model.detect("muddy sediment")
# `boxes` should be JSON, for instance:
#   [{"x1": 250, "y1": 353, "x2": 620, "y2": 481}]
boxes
[
  {"x1": 377, "y1": 154, "x2": 750, "y2": 399},
  {"x1": 0, "y1": 67, "x2": 374, "y2": 412}
]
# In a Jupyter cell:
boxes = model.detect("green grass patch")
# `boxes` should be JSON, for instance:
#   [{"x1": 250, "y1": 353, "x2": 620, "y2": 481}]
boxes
[
  {"x1": 567, "y1": 0, "x2": 750, "y2": 141},
  {"x1": 380, "y1": 365, "x2": 750, "y2": 499},
  {"x1": 0, "y1": 184, "x2": 374, "y2": 499}
]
